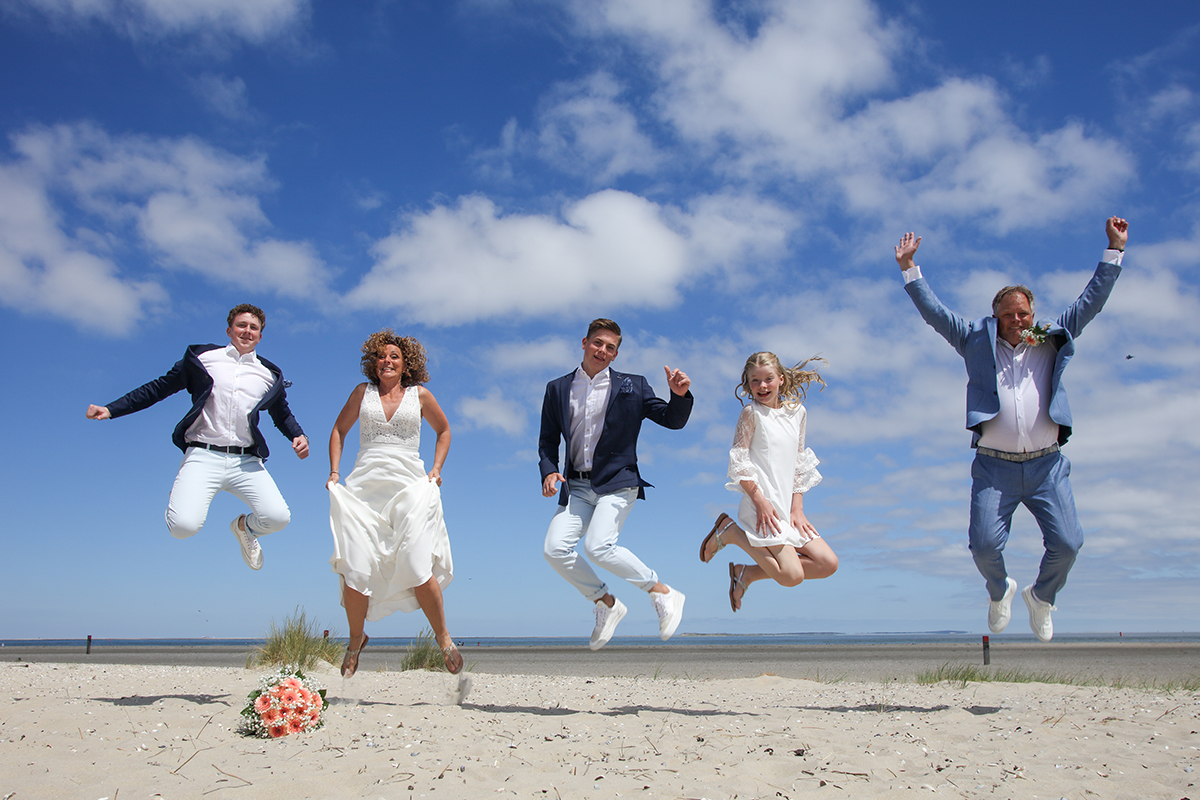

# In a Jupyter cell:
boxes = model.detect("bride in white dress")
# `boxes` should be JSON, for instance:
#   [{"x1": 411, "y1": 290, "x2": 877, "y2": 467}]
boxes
[{"x1": 327, "y1": 330, "x2": 461, "y2": 677}]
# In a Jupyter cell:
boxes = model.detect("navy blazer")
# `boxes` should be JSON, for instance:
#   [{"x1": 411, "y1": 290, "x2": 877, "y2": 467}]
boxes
[
  {"x1": 105, "y1": 344, "x2": 305, "y2": 461},
  {"x1": 905, "y1": 260, "x2": 1121, "y2": 446},
  {"x1": 538, "y1": 368, "x2": 693, "y2": 505}
]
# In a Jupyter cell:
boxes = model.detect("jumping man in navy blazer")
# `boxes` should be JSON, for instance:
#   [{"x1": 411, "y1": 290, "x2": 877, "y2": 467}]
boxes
[
  {"x1": 87, "y1": 303, "x2": 309, "y2": 571},
  {"x1": 539, "y1": 318, "x2": 693, "y2": 650},
  {"x1": 894, "y1": 218, "x2": 1128, "y2": 641}
]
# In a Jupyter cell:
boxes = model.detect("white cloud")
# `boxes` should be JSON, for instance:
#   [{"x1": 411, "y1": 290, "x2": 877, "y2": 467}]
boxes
[
  {"x1": 13, "y1": 0, "x2": 308, "y2": 42},
  {"x1": 559, "y1": 0, "x2": 1132, "y2": 231},
  {"x1": 0, "y1": 122, "x2": 327, "y2": 333},
  {"x1": 0, "y1": 160, "x2": 166, "y2": 335},
  {"x1": 458, "y1": 387, "x2": 528, "y2": 435},
  {"x1": 347, "y1": 189, "x2": 794, "y2": 325},
  {"x1": 191, "y1": 74, "x2": 255, "y2": 121},
  {"x1": 536, "y1": 72, "x2": 660, "y2": 182}
]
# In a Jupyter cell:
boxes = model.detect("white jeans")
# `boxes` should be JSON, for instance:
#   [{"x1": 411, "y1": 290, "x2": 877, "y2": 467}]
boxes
[
  {"x1": 543, "y1": 481, "x2": 658, "y2": 602},
  {"x1": 165, "y1": 447, "x2": 291, "y2": 540}
]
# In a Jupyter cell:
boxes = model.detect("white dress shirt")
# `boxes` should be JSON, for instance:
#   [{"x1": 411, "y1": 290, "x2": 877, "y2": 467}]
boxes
[
  {"x1": 568, "y1": 366, "x2": 611, "y2": 471},
  {"x1": 185, "y1": 345, "x2": 274, "y2": 447},
  {"x1": 902, "y1": 248, "x2": 1124, "y2": 453}
]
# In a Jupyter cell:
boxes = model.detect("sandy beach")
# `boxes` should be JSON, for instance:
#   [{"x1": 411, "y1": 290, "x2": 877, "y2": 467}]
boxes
[{"x1": 2, "y1": 651, "x2": 1197, "y2": 799}]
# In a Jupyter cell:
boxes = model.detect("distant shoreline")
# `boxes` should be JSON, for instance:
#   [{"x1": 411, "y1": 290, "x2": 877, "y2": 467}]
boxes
[{"x1": 6, "y1": 639, "x2": 1199, "y2": 683}]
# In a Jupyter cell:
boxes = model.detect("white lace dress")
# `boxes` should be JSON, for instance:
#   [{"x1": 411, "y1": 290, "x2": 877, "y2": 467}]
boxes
[
  {"x1": 725, "y1": 400, "x2": 822, "y2": 549},
  {"x1": 328, "y1": 384, "x2": 453, "y2": 620}
]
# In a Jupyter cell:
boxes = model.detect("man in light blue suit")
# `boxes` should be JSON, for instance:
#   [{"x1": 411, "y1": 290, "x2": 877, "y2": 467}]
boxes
[
  {"x1": 539, "y1": 318, "x2": 693, "y2": 650},
  {"x1": 894, "y1": 217, "x2": 1129, "y2": 641}
]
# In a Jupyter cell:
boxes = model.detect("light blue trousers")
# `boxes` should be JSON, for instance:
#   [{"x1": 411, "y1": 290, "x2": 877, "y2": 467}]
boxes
[
  {"x1": 543, "y1": 481, "x2": 658, "y2": 602},
  {"x1": 165, "y1": 447, "x2": 291, "y2": 540},
  {"x1": 969, "y1": 451, "x2": 1083, "y2": 606}
]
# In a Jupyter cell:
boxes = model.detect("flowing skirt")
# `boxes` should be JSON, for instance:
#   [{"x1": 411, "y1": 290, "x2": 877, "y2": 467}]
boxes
[
  {"x1": 731, "y1": 447, "x2": 821, "y2": 549},
  {"x1": 329, "y1": 443, "x2": 453, "y2": 621}
]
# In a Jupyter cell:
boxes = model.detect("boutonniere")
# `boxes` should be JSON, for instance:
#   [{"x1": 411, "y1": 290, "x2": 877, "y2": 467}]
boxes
[
  {"x1": 1020, "y1": 324, "x2": 1051, "y2": 347},
  {"x1": 283, "y1": 380, "x2": 293, "y2": 388},
  {"x1": 618, "y1": 377, "x2": 634, "y2": 394}
]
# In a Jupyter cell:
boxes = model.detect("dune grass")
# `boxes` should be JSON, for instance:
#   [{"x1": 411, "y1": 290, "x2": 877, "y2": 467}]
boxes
[
  {"x1": 399, "y1": 627, "x2": 450, "y2": 672},
  {"x1": 247, "y1": 607, "x2": 343, "y2": 670},
  {"x1": 917, "y1": 661, "x2": 1200, "y2": 692}
]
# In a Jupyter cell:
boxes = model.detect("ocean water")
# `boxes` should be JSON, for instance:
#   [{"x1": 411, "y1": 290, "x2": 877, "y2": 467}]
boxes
[{"x1": 4, "y1": 631, "x2": 1198, "y2": 648}]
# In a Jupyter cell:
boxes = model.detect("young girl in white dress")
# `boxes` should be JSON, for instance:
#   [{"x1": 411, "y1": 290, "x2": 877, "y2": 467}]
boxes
[{"x1": 699, "y1": 352, "x2": 839, "y2": 611}]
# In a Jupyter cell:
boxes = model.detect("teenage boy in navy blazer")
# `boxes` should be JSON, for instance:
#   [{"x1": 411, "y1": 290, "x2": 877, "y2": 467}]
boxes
[
  {"x1": 87, "y1": 303, "x2": 308, "y2": 571},
  {"x1": 539, "y1": 318, "x2": 693, "y2": 650}
]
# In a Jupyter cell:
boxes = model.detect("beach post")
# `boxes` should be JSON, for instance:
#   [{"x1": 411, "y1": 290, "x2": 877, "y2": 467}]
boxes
[
  {"x1": 323, "y1": 630, "x2": 329, "y2": 639},
  {"x1": 982, "y1": 635, "x2": 990, "y2": 665},
  {"x1": 86, "y1": 635, "x2": 92, "y2": 655}
]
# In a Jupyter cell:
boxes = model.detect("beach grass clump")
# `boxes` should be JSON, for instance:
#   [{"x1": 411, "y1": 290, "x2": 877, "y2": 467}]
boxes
[
  {"x1": 247, "y1": 607, "x2": 343, "y2": 671},
  {"x1": 918, "y1": 662, "x2": 1075, "y2": 688},
  {"x1": 917, "y1": 662, "x2": 1200, "y2": 692},
  {"x1": 399, "y1": 627, "x2": 448, "y2": 672}
]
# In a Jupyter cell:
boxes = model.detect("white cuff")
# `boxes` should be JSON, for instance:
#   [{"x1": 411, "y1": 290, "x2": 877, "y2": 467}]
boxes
[
  {"x1": 902, "y1": 265, "x2": 923, "y2": 284},
  {"x1": 1102, "y1": 248, "x2": 1124, "y2": 266}
]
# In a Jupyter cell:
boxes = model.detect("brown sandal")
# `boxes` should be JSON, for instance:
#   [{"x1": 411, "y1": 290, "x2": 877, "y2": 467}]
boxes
[
  {"x1": 728, "y1": 563, "x2": 748, "y2": 612},
  {"x1": 700, "y1": 513, "x2": 735, "y2": 563},
  {"x1": 442, "y1": 645, "x2": 463, "y2": 675},
  {"x1": 341, "y1": 633, "x2": 369, "y2": 678}
]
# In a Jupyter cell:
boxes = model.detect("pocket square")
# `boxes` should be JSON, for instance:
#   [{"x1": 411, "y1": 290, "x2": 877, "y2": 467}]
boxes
[{"x1": 618, "y1": 377, "x2": 634, "y2": 394}]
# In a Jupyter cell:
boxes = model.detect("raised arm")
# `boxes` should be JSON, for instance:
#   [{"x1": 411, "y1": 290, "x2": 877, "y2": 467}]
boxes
[
  {"x1": 1056, "y1": 217, "x2": 1129, "y2": 338},
  {"x1": 895, "y1": 231, "x2": 974, "y2": 355}
]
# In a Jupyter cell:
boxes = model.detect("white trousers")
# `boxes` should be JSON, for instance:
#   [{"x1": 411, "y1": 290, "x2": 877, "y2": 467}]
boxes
[
  {"x1": 543, "y1": 481, "x2": 658, "y2": 602},
  {"x1": 165, "y1": 447, "x2": 291, "y2": 540}
]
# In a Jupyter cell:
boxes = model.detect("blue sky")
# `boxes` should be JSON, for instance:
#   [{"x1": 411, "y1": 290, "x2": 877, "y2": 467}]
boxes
[{"x1": 2, "y1": 0, "x2": 1198, "y2": 640}]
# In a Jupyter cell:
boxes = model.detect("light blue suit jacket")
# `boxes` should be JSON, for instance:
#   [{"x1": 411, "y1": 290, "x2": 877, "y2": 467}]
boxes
[{"x1": 905, "y1": 260, "x2": 1121, "y2": 446}]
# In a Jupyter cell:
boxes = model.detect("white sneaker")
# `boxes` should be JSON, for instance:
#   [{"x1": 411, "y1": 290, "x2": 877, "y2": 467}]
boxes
[
  {"x1": 231, "y1": 515, "x2": 263, "y2": 570},
  {"x1": 1022, "y1": 585, "x2": 1056, "y2": 642},
  {"x1": 652, "y1": 586, "x2": 685, "y2": 641},
  {"x1": 589, "y1": 597, "x2": 626, "y2": 651},
  {"x1": 988, "y1": 577, "x2": 1018, "y2": 633}
]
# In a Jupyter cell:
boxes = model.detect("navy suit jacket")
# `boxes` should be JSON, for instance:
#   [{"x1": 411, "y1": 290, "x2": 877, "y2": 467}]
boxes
[
  {"x1": 905, "y1": 260, "x2": 1121, "y2": 446},
  {"x1": 538, "y1": 368, "x2": 693, "y2": 505},
  {"x1": 105, "y1": 344, "x2": 305, "y2": 460}
]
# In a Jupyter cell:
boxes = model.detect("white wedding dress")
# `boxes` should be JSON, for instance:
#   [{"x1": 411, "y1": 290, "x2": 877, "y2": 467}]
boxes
[
  {"x1": 329, "y1": 384, "x2": 453, "y2": 620},
  {"x1": 725, "y1": 400, "x2": 822, "y2": 549}
]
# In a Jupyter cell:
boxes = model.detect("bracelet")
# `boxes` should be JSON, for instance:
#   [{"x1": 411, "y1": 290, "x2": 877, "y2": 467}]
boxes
[{"x1": 329, "y1": 471, "x2": 339, "y2": 475}]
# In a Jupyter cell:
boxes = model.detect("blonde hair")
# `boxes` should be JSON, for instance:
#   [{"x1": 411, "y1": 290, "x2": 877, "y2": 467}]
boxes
[{"x1": 735, "y1": 352, "x2": 827, "y2": 408}]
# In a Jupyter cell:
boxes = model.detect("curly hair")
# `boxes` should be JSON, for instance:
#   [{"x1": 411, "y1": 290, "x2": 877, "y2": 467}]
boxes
[
  {"x1": 227, "y1": 303, "x2": 265, "y2": 329},
  {"x1": 735, "y1": 351, "x2": 827, "y2": 408},
  {"x1": 359, "y1": 329, "x2": 430, "y2": 387}
]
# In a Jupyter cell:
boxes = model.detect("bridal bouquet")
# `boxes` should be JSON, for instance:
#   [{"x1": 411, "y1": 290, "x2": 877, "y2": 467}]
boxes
[{"x1": 239, "y1": 665, "x2": 328, "y2": 738}]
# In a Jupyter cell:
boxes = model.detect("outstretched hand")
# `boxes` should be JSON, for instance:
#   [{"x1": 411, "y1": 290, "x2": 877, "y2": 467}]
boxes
[
  {"x1": 894, "y1": 232, "x2": 921, "y2": 270},
  {"x1": 86, "y1": 404, "x2": 111, "y2": 420},
  {"x1": 664, "y1": 365, "x2": 691, "y2": 396},
  {"x1": 1106, "y1": 216, "x2": 1128, "y2": 250}
]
